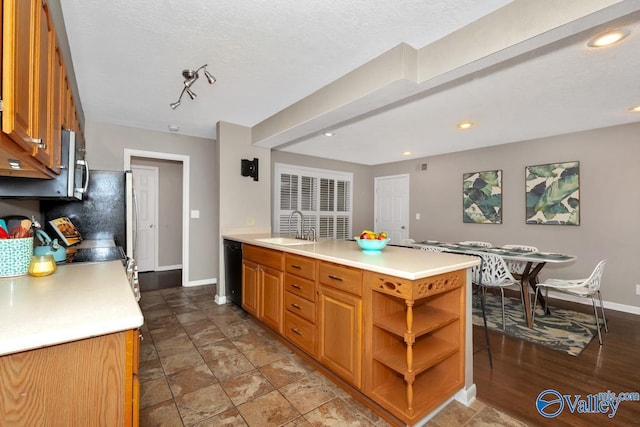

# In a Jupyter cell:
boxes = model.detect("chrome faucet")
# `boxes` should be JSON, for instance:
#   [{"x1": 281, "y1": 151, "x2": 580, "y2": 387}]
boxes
[
  {"x1": 288, "y1": 210, "x2": 304, "y2": 239},
  {"x1": 305, "y1": 226, "x2": 317, "y2": 242}
]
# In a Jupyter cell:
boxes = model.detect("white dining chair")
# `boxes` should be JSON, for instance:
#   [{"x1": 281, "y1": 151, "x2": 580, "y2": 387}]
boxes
[
  {"x1": 419, "y1": 245, "x2": 447, "y2": 253},
  {"x1": 502, "y1": 244, "x2": 539, "y2": 276},
  {"x1": 533, "y1": 260, "x2": 608, "y2": 345},
  {"x1": 471, "y1": 251, "x2": 525, "y2": 329},
  {"x1": 459, "y1": 240, "x2": 492, "y2": 248}
]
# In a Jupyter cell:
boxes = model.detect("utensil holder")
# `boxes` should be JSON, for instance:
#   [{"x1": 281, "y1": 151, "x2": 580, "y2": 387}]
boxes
[{"x1": 0, "y1": 237, "x2": 34, "y2": 277}]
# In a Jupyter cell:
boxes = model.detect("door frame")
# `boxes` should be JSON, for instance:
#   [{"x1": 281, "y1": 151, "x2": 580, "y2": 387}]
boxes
[
  {"x1": 124, "y1": 149, "x2": 190, "y2": 287},
  {"x1": 374, "y1": 174, "x2": 410, "y2": 243},
  {"x1": 131, "y1": 165, "x2": 159, "y2": 272}
]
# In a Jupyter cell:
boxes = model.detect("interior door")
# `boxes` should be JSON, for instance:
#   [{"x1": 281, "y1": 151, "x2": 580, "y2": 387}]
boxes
[
  {"x1": 374, "y1": 174, "x2": 410, "y2": 244},
  {"x1": 132, "y1": 166, "x2": 158, "y2": 272}
]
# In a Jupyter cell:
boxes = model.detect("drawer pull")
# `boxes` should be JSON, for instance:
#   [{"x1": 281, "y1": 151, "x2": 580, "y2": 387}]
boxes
[
  {"x1": 290, "y1": 328, "x2": 303, "y2": 336},
  {"x1": 290, "y1": 283, "x2": 302, "y2": 290},
  {"x1": 328, "y1": 274, "x2": 343, "y2": 281},
  {"x1": 290, "y1": 264, "x2": 302, "y2": 269},
  {"x1": 291, "y1": 303, "x2": 302, "y2": 310}
]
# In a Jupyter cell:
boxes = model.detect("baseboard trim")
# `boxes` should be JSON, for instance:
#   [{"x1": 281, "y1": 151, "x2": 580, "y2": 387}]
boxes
[
  {"x1": 156, "y1": 264, "x2": 183, "y2": 271},
  {"x1": 547, "y1": 291, "x2": 640, "y2": 315},
  {"x1": 184, "y1": 278, "x2": 217, "y2": 288}
]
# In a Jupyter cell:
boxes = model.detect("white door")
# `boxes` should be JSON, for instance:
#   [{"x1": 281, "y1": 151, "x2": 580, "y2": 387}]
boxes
[
  {"x1": 374, "y1": 174, "x2": 410, "y2": 244},
  {"x1": 132, "y1": 166, "x2": 158, "y2": 272}
]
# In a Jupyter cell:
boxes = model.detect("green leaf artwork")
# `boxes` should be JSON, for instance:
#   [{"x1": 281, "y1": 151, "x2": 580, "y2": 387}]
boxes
[
  {"x1": 463, "y1": 170, "x2": 502, "y2": 224},
  {"x1": 525, "y1": 161, "x2": 580, "y2": 225}
]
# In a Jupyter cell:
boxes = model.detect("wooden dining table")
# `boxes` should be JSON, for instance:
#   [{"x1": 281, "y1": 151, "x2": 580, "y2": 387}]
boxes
[{"x1": 412, "y1": 241, "x2": 576, "y2": 328}]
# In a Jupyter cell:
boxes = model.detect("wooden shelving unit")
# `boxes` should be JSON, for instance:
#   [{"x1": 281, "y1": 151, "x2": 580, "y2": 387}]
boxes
[{"x1": 364, "y1": 269, "x2": 466, "y2": 425}]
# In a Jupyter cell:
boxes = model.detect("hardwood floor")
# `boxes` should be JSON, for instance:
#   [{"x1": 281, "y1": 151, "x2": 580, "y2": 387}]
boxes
[{"x1": 473, "y1": 296, "x2": 640, "y2": 426}]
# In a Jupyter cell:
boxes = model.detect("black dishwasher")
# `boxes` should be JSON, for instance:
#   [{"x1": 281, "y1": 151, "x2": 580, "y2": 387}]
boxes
[{"x1": 223, "y1": 239, "x2": 243, "y2": 307}]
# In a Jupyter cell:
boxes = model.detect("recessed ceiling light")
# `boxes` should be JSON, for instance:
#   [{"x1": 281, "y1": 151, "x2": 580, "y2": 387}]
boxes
[
  {"x1": 587, "y1": 29, "x2": 629, "y2": 48},
  {"x1": 403, "y1": 151, "x2": 412, "y2": 156},
  {"x1": 323, "y1": 132, "x2": 334, "y2": 137},
  {"x1": 168, "y1": 124, "x2": 180, "y2": 132},
  {"x1": 457, "y1": 121, "x2": 475, "y2": 130},
  {"x1": 629, "y1": 104, "x2": 640, "y2": 113}
]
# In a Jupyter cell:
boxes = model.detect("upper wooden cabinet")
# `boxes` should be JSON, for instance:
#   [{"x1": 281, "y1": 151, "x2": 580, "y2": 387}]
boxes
[{"x1": 1, "y1": 0, "x2": 79, "y2": 178}]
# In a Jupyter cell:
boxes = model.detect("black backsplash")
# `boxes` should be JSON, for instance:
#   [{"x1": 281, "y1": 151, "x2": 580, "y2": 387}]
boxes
[{"x1": 41, "y1": 171, "x2": 126, "y2": 246}]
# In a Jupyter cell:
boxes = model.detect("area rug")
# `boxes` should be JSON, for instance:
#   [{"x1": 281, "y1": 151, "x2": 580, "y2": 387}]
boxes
[{"x1": 472, "y1": 293, "x2": 598, "y2": 356}]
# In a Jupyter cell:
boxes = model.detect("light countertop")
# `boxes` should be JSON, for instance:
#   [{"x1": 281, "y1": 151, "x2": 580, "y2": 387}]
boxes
[
  {"x1": 0, "y1": 260, "x2": 144, "y2": 356},
  {"x1": 223, "y1": 233, "x2": 479, "y2": 280}
]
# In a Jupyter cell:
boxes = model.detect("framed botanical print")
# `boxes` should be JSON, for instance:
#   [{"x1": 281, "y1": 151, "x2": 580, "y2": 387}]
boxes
[
  {"x1": 525, "y1": 161, "x2": 580, "y2": 225},
  {"x1": 463, "y1": 170, "x2": 502, "y2": 224}
]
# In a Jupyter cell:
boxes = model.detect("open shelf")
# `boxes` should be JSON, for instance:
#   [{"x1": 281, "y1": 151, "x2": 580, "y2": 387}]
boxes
[
  {"x1": 369, "y1": 355, "x2": 463, "y2": 424},
  {"x1": 373, "y1": 304, "x2": 459, "y2": 338},
  {"x1": 373, "y1": 334, "x2": 458, "y2": 376}
]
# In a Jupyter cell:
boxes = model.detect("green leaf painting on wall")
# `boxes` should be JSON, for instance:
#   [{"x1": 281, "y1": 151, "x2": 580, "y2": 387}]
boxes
[
  {"x1": 463, "y1": 170, "x2": 502, "y2": 224},
  {"x1": 525, "y1": 161, "x2": 580, "y2": 225}
]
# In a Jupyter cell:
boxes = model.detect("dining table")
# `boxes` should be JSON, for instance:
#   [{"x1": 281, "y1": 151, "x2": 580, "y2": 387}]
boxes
[{"x1": 411, "y1": 241, "x2": 576, "y2": 328}]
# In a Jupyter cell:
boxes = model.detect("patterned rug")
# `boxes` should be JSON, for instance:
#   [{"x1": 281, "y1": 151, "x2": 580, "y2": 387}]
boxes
[{"x1": 472, "y1": 293, "x2": 598, "y2": 356}]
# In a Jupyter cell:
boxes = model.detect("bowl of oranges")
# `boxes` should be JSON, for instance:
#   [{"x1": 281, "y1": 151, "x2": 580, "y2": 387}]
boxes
[{"x1": 354, "y1": 230, "x2": 390, "y2": 252}]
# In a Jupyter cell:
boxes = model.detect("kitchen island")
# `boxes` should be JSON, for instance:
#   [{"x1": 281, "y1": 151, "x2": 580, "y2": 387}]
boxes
[
  {"x1": 223, "y1": 234, "x2": 480, "y2": 426},
  {"x1": 0, "y1": 261, "x2": 144, "y2": 425}
]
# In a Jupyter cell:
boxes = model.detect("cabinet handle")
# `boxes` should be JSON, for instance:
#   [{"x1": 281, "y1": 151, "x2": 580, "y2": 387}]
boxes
[
  {"x1": 290, "y1": 264, "x2": 302, "y2": 269},
  {"x1": 139, "y1": 333, "x2": 144, "y2": 342},
  {"x1": 291, "y1": 303, "x2": 302, "y2": 310},
  {"x1": 290, "y1": 328, "x2": 303, "y2": 336},
  {"x1": 26, "y1": 137, "x2": 46, "y2": 149},
  {"x1": 328, "y1": 274, "x2": 343, "y2": 281},
  {"x1": 290, "y1": 283, "x2": 302, "y2": 290}
]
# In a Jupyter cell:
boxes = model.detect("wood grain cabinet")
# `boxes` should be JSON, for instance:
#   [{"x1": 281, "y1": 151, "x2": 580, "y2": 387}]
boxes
[
  {"x1": 0, "y1": 329, "x2": 141, "y2": 426},
  {"x1": 283, "y1": 253, "x2": 318, "y2": 356},
  {"x1": 1, "y1": 0, "x2": 77, "y2": 177},
  {"x1": 362, "y1": 269, "x2": 466, "y2": 425},
  {"x1": 242, "y1": 245, "x2": 284, "y2": 334},
  {"x1": 318, "y1": 262, "x2": 363, "y2": 389}
]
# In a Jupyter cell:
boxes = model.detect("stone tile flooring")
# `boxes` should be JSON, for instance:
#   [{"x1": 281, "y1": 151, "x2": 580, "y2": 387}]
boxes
[{"x1": 139, "y1": 285, "x2": 526, "y2": 426}]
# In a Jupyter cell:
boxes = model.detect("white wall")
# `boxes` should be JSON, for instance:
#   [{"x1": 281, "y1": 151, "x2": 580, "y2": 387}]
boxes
[{"x1": 85, "y1": 121, "x2": 217, "y2": 283}]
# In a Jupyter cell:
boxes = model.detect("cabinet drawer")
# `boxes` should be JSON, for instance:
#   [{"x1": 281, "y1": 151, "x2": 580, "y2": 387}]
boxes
[
  {"x1": 284, "y1": 254, "x2": 316, "y2": 280},
  {"x1": 319, "y1": 263, "x2": 363, "y2": 296},
  {"x1": 284, "y1": 311, "x2": 316, "y2": 356},
  {"x1": 284, "y1": 274, "x2": 316, "y2": 302},
  {"x1": 243, "y1": 244, "x2": 283, "y2": 270},
  {"x1": 285, "y1": 291, "x2": 316, "y2": 323}
]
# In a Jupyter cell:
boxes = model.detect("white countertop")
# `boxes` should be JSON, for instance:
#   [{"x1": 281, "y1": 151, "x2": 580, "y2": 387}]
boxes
[
  {"x1": 224, "y1": 233, "x2": 479, "y2": 280},
  {"x1": 0, "y1": 261, "x2": 144, "y2": 356}
]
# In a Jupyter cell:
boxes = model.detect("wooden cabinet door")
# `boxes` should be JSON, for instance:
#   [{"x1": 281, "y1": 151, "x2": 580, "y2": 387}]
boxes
[
  {"x1": 31, "y1": 0, "x2": 54, "y2": 167},
  {"x1": 242, "y1": 259, "x2": 259, "y2": 317},
  {"x1": 260, "y1": 265, "x2": 284, "y2": 333},
  {"x1": 2, "y1": 0, "x2": 37, "y2": 152},
  {"x1": 46, "y1": 44, "x2": 64, "y2": 173},
  {"x1": 318, "y1": 285, "x2": 362, "y2": 388}
]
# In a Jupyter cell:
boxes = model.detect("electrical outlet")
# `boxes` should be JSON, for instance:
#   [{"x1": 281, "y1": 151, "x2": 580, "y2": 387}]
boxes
[{"x1": 636, "y1": 284, "x2": 640, "y2": 296}]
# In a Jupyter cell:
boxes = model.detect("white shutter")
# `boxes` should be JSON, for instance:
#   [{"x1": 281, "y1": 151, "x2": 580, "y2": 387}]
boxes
[{"x1": 275, "y1": 164, "x2": 352, "y2": 240}]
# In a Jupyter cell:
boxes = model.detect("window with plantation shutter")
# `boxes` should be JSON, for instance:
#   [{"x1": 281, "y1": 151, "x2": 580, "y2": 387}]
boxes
[{"x1": 275, "y1": 163, "x2": 353, "y2": 240}]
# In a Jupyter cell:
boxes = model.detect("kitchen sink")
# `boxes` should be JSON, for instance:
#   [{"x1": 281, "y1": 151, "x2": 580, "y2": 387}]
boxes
[{"x1": 255, "y1": 237, "x2": 316, "y2": 246}]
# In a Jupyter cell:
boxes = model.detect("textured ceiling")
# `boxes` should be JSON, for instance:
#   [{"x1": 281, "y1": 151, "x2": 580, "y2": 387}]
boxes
[{"x1": 59, "y1": 0, "x2": 640, "y2": 165}]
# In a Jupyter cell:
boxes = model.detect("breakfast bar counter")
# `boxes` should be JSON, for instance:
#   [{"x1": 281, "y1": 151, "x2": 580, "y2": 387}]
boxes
[
  {"x1": 224, "y1": 233, "x2": 479, "y2": 280},
  {"x1": 224, "y1": 233, "x2": 480, "y2": 426}
]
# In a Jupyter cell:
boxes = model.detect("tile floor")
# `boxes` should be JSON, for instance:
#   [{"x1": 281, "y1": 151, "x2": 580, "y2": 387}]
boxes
[{"x1": 138, "y1": 285, "x2": 526, "y2": 426}]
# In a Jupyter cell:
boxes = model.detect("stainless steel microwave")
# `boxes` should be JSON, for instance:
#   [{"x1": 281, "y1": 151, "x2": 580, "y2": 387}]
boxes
[{"x1": 0, "y1": 129, "x2": 89, "y2": 200}]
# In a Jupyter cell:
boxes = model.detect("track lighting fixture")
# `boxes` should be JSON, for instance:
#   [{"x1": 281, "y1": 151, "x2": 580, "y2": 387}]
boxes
[{"x1": 170, "y1": 64, "x2": 216, "y2": 109}]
